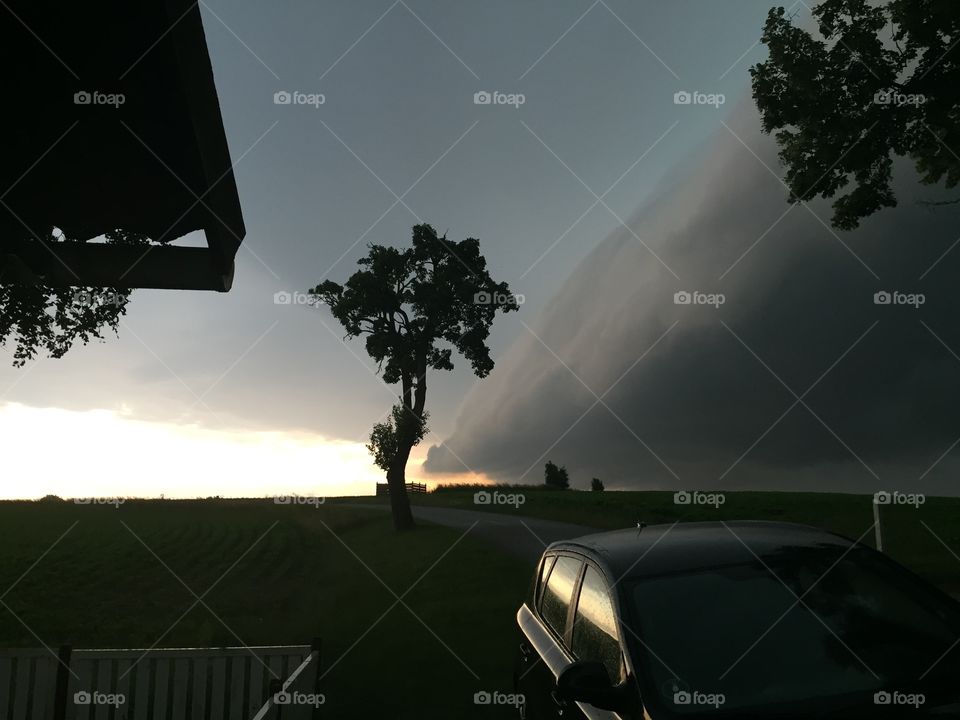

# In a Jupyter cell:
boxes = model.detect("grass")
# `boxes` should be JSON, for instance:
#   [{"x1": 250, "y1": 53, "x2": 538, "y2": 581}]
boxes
[
  {"x1": 338, "y1": 487, "x2": 960, "y2": 593},
  {"x1": 0, "y1": 500, "x2": 531, "y2": 719}
]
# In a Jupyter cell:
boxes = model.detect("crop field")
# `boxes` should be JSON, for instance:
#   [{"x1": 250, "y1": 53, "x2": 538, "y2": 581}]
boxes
[{"x1": 0, "y1": 500, "x2": 531, "y2": 719}]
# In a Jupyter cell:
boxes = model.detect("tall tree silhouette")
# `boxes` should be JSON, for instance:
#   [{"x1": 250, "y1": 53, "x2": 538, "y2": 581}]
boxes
[
  {"x1": 311, "y1": 224, "x2": 518, "y2": 530},
  {"x1": 0, "y1": 230, "x2": 145, "y2": 366},
  {"x1": 751, "y1": 0, "x2": 960, "y2": 230}
]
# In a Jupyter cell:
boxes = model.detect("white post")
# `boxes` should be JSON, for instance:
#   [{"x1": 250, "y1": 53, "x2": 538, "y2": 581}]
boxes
[{"x1": 873, "y1": 498, "x2": 883, "y2": 552}]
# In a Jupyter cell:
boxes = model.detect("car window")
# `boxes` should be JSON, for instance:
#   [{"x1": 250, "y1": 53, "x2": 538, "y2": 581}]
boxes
[
  {"x1": 527, "y1": 554, "x2": 556, "y2": 607},
  {"x1": 540, "y1": 555, "x2": 582, "y2": 638},
  {"x1": 537, "y1": 555, "x2": 556, "y2": 605},
  {"x1": 572, "y1": 565, "x2": 624, "y2": 682}
]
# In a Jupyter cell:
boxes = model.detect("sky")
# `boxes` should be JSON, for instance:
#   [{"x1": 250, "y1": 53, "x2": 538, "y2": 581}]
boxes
[{"x1": 6, "y1": 0, "x2": 954, "y2": 499}]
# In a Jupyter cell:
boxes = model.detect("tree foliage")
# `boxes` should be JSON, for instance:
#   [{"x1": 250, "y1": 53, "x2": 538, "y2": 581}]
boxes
[
  {"x1": 544, "y1": 461, "x2": 570, "y2": 490},
  {"x1": 0, "y1": 229, "x2": 146, "y2": 366},
  {"x1": 312, "y1": 224, "x2": 518, "y2": 384},
  {"x1": 367, "y1": 403, "x2": 429, "y2": 473},
  {"x1": 751, "y1": 0, "x2": 960, "y2": 230},
  {"x1": 590, "y1": 477, "x2": 604, "y2": 492}
]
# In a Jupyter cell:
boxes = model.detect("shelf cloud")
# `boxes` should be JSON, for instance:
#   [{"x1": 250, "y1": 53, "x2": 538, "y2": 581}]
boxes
[{"x1": 425, "y1": 100, "x2": 960, "y2": 495}]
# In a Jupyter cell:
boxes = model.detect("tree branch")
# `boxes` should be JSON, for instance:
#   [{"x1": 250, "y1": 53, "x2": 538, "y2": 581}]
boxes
[{"x1": 918, "y1": 197, "x2": 960, "y2": 208}]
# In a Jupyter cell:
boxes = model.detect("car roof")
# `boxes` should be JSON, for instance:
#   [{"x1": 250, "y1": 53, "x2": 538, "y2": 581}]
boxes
[{"x1": 545, "y1": 521, "x2": 858, "y2": 580}]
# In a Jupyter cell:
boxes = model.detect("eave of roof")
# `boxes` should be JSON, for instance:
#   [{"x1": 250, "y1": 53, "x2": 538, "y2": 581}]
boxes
[{"x1": 0, "y1": 0, "x2": 245, "y2": 291}]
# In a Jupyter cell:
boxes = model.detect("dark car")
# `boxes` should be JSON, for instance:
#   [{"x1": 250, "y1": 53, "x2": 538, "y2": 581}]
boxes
[{"x1": 514, "y1": 521, "x2": 960, "y2": 719}]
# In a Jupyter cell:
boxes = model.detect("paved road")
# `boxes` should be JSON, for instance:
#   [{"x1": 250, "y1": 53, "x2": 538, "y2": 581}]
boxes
[{"x1": 341, "y1": 503, "x2": 597, "y2": 567}]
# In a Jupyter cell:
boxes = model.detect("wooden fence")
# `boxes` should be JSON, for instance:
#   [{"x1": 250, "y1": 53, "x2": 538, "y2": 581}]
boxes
[
  {"x1": 0, "y1": 641, "x2": 322, "y2": 720},
  {"x1": 374, "y1": 482, "x2": 427, "y2": 496}
]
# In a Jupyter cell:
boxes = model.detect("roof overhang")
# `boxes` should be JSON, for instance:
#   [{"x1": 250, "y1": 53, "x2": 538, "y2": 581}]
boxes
[{"x1": 0, "y1": 0, "x2": 245, "y2": 291}]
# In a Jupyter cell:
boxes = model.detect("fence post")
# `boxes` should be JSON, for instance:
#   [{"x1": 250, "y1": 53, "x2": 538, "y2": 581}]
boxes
[
  {"x1": 269, "y1": 677, "x2": 283, "y2": 719},
  {"x1": 311, "y1": 638, "x2": 322, "y2": 719},
  {"x1": 52, "y1": 644, "x2": 72, "y2": 720},
  {"x1": 873, "y1": 497, "x2": 883, "y2": 552}
]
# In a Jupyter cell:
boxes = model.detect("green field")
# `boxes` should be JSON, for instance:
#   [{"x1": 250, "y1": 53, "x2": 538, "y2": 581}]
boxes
[
  {"x1": 0, "y1": 500, "x2": 530, "y2": 719},
  {"x1": 341, "y1": 487, "x2": 960, "y2": 593}
]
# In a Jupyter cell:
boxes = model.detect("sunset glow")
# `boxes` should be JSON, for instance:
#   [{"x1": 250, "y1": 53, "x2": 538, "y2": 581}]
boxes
[{"x1": 0, "y1": 403, "x2": 486, "y2": 500}]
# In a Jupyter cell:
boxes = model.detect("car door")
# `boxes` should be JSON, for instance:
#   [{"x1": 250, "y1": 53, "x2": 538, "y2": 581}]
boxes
[
  {"x1": 516, "y1": 553, "x2": 583, "y2": 719},
  {"x1": 515, "y1": 552, "x2": 554, "y2": 717}
]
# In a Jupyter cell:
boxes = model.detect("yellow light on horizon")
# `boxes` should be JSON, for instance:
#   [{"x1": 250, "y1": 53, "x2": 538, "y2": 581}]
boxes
[{"x1": 0, "y1": 403, "x2": 484, "y2": 500}]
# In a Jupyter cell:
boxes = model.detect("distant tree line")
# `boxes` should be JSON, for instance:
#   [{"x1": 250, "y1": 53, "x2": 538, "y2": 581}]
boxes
[
  {"x1": 429, "y1": 460, "x2": 608, "y2": 492},
  {"x1": 544, "y1": 461, "x2": 604, "y2": 491}
]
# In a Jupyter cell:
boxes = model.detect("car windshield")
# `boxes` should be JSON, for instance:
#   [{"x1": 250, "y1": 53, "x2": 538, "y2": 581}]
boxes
[{"x1": 625, "y1": 545, "x2": 960, "y2": 717}]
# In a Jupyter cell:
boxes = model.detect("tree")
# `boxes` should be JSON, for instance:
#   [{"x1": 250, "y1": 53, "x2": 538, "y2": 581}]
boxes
[
  {"x1": 544, "y1": 461, "x2": 570, "y2": 490},
  {"x1": 751, "y1": 0, "x2": 960, "y2": 230},
  {"x1": 311, "y1": 224, "x2": 519, "y2": 530},
  {"x1": 0, "y1": 229, "x2": 144, "y2": 366},
  {"x1": 590, "y1": 477, "x2": 604, "y2": 492},
  {"x1": 367, "y1": 402, "x2": 429, "y2": 478}
]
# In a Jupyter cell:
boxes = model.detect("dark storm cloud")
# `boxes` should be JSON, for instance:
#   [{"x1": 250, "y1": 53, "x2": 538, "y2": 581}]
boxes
[{"x1": 425, "y1": 101, "x2": 960, "y2": 495}]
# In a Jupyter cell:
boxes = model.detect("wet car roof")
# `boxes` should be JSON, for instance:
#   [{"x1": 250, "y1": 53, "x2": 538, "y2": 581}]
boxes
[{"x1": 546, "y1": 521, "x2": 857, "y2": 579}]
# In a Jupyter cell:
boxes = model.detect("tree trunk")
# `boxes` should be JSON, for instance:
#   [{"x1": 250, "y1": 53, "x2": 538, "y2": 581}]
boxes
[
  {"x1": 387, "y1": 442, "x2": 415, "y2": 531},
  {"x1": 386, "y1": 351, "x2": 427, "y2": 532}
]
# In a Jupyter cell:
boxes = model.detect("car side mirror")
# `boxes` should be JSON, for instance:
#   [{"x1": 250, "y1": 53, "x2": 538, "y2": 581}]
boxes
[{"x1": 556, "y1": 660, "x2": 633, "y2": 712}]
